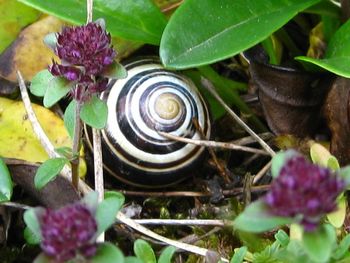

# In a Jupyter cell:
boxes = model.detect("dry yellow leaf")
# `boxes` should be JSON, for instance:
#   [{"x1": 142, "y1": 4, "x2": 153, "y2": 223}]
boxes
[
  {"x1": 0, "y1": 97, "x2": 86, "y2": 176},
  {"x1": 0, "y1": 16, "x2": 64, "y2": 82}
]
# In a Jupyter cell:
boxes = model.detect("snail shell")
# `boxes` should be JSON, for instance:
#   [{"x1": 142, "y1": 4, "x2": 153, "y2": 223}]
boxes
[{"x1": 87, "y1": 57, "x2": 211, "y2": 187}]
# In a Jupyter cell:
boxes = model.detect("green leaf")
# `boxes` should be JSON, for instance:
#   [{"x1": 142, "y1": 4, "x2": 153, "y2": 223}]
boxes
[
  {"x1": 0, "y1": 158, "x2": 12, "y2": 202},
  {"x1": 34, "y1": 157, "x2": 68, "y2": 189},
  {"x1": 63, "y1": 100, "x2": 76, "y2": 139},
  {"x1": 301, "y1": 224, "x2": 336, "y2": 263},
  {"x1": 91, "y1": 243, "x2": 124, "y2": 263},
  {"x1": 30, "y1": 70, "x2": 53, "y2": 97},
  {"x1": 339, "y1": 166, "x2": 350, "y2": 186},
  {"x1": 0, "y1": 0, "x2": 39, "y2": 53},
  {"x1": 274, "y1": 230, "x2": 290, "y2": 247},
  {"x1": 158, "y1": 246, "x2": 177, "y2": 263},
  {"x1": 160, "y1": 0, "x2": 321, "y2": 69},
  {"x1": 134, "y1": 239, "x2": 156, "y2": 263},
  {"x1": 230, "y1": 246, "x2": 247, "y2": 263},
  {"x1": 17, "y1": 0, "x2": 167, "y2": 45},
  {"x1": 103, "y1": 62, "x2": 128, "y2": 79},
  {"x1": 24, "y1": 226, "x2": 41, "y2": 245},
  {"x1": 296, "y1": 18, "x2": 350, "y2": 77},
  {"x1": 271, "y1": 150, "x2": 298, "y2": 178},
  {"x1": 310, "y1": 143, "x2": 339, "y2": 170},
  {"x1": 333, "y1": 234, "x2": 350, "y2": 260},
  {"x1": 81, "y1": 191, "x2": 99, "y2": 213},
  {"x1": 125, "y1": 257, "x2": 143, "y2": 263},
  {"x1": 23, "y1": 208, "x2": 43, "y2": 241},
  {"x1": 233, "y1": 200, "x2": 295, "y2": 233},
  {"x1": 43, "y1": 77, "x2": 72, "y2": 108},
  {"x1": 80, "y1": 95, "x2": 108, "y2": 129},
  {"x1": 327, "y1": 194, "x2": 346, "y2": 228},
  {"x1": 95, "y1": 191, "x2": 125, "y2": 236}
]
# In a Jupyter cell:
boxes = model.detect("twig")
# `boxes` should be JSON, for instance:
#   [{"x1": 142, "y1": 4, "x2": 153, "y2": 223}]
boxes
[
  {"x1": 16, "y1": 71, "x2": 72, "y2": 180},
  {"x1": 0, "y1": 202, "x2": 32, "y2": 210},
  {"x1": 253, "y1": 161, "x2": 272, "y2": 184},
  {"x1": 192, "y1": 118, "x2": 231, "y2": 183},
  {"x1": 116, "y1": 212, "x2": 229, "y2": 262},
  {"x1": 115, "y1": 185, "x2": 270, "y2": 197},
  {"x1": 201, "y1": 77, "x2": 276, "y2": 157},
  {"x1": 86, "y1": 0, "x2": 93, "y2": 23},
  {"x1": 231, "y1": 132, "x2": 273, "y2": 146},
  {"x1": 131, "y1": 219, "x2": 229, "y2": 227},
  {"x1": 93, "y1": 128, "x2": 105, "y2": 242},
  {"x1": 158, "y1": 131, "x2": 269, "y2": 156},
  {"x1": 71, "y1": 101, "x2": 82, "y2": 190},
  {"x1": 161, "y1": 0, "x2": 183, "y2": 13}
]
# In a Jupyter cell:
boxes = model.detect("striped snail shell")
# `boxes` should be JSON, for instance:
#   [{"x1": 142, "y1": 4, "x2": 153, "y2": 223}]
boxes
[{"x1": 89, "y1": 57, "x2": 211, "y2": 187}]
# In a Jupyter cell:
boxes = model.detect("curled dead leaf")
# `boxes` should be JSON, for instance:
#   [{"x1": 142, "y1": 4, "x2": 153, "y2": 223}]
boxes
[
  {"x1": 324, "y1": 77, "x2": 350, "y2": 165},
  {"x1": 0, "y1": 16, "x2": 64, "y2": 82},
  {"x1": 0, "y1": 97, "x2": 86, "y2": 176},
  {"x1": 249, "y1": 61, "x2": 333, "y2": 137}
]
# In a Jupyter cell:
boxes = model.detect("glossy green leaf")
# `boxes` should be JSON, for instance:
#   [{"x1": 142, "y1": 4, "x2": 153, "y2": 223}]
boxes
[
  {"x1": 34, "y1": 157, "x2": 68, "y2": 189},
  {"x1": 63, "y1": 100, "x2": 76, "y2": 139},
  {"x1": 0, "y1": 0, "x2": 40, "y2": 52},
  {"x1": 296, "y1": 18, "x2": 350, "y2": 77},
  {"x1": 160, "y1": 0, "x2": 321, "y2": 69},
  {"x1": 233, "y1": 200, "x2": 295, "y2": 233},
  {"x1": 33, "y1": 253, "x2": 51, "y2": 263},
  {"x1": 125, "y1": 257, "x2": 143, "y2": 263},
  {"x1": 95, "y1": 191, "x2": 125, "y2": 236},
  {"x1": 18, "y1": 0, "x2": 167, "y2": 45},
  {"x1": 327, "y1": 194, "x2": 346, "y2": 228},
  {"x1": 158, "y1": 246, "x2": 177, "y2": 263},
  {"x1": 230, "y1": 246, "x2": 247, "y2": 263},
  {"x1": 274, "y1": 230, "x2": 290, "y2": 247},
  {"x1": 80, "y1": 95, "x2": 108, "y2": 129},
  {"x1": 30, "y1": 69, "x2": 53, "y2": 97},
  {"x1": 103, "y1": 62, "x2": 128, "y2": 79},
  {"x1": 43, "y1": 77, "x2": 72, "y2": 108},
  {"x1": 339, "y1": 166, "x2": 350, "y2": 186},
  {"x1": 134, "y1": 239, "x2": 156, "y2": 263},
  {"x1": 0, "y1": 158, "x2": 12, "y2": 202},
  {"x1": 23, "y1": 208, "x2": 43, "y2": 241},
  {"x1": 302, "y1": 224, "x2": 336, "y2": 263},
  {"x1": 333, "y1": 234, "x2": 350, "y2": 260},
  {"x1": 24, "y1": 226, "x2": 41, "y2": 245},
  {"x1": 91, "y1": 243, "x2": 125, "y2": 263}
]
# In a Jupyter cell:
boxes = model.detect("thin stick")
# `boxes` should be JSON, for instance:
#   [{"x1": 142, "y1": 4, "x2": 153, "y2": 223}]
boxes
[
  {"x1": 86, "y1": 0, "x2": 93, "y2": 23},
  {"x1": 131, "y1": 219, "x2": 229, "y2": 227},
  {"x1": 93, "y1": 128, "x2": 105, "y2": 242},
  {"x1": 253, "y1": 161, "x2": 272, "y2": 184},
  {"x1": 115, "y1": 184, "x2": 270, "y2": 197},
  {"x1": 116, "y1": 212, "x2": 229, "y2": 262},
  {"x1": 158, "y1": 131, "x2": 269, "y2": 156},
  {"x1": 201, "y1": 77, "x2": 276, "y2": 157},
  {"x1": 71, "y1": 102, "x2": 82, "y2": 190},
  {"x1": 0, "y1": 202, "x2": 32, "y2": 210},
  {"x1": 16, "y1": 71, "x2": 72, "y2": 180},
  {"x1": 192, "y1": 118, "x2": 230, "y2": 183}
]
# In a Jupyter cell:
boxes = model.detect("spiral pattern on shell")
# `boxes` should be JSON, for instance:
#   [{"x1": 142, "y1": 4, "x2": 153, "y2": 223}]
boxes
[{"x1": 90, "y1": 57, "x2": 211, "y2": 187}]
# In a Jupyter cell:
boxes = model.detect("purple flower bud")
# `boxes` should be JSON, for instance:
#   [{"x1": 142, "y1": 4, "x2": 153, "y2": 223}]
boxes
[
  {"x1": 48, "y1": 20, "x2": 116, "y2": 102},
  {"x1": 39, "y1": 203, "x2": 97, "y2": 262},
  {"x1": 265, "y1": 155, "x2": 345, "y2": 231}
]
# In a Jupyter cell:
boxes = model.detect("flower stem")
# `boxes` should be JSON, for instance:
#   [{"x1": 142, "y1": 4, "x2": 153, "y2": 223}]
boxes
[{"x1": 71, "y1": 100, "x2": 82, "y2": 190}]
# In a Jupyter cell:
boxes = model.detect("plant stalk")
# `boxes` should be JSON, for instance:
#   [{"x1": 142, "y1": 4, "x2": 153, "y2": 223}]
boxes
[{"x1": 71, "y1": 101, "x2": 82, "y2": 190}]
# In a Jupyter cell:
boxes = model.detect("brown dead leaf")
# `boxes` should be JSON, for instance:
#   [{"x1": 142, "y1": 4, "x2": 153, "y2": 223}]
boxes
[
  {"x1": 0, "y1": 16, "x2": 64, "y2": 82},
  {"x1": 250, "y1": 61, "x2": 332, "y2": 136},
  {"x1": 324, "y1": 77, "x2": 350, "y2": 165}
]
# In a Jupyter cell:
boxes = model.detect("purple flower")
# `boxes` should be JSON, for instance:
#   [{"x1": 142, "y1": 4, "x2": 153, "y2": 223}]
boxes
[
  {"x1": 39, "y1": 203, "x2": 98, "y2": 262},
  {"x1": 48, "y1": 20, "x2": 116, "y2": 101},
  {"x1": 265, "y1": 155, "x2": 345, "y2": 231}
]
